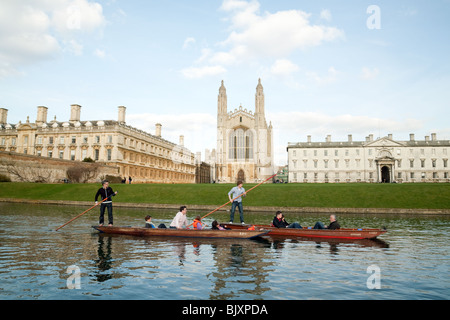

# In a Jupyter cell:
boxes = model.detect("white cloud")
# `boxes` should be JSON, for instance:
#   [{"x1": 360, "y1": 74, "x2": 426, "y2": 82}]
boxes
[
  {"x1": 0, "y1": 0, "x2": 105, "y2": 78},
  {"x1": 218, "y1": 7, "x2": 344, "y2": 60},
  {"x1": 66, "y1": 39, "x2": 83, "y2": 55},
  {"x1": 270, "y1": 59, "x2": 299, "y2": 77},
  {"x1": 268, "y1": 111, "x2": 424, "y2": 140},
  {"x1": 220, "y1": 0, "x2": 259, "y2": 12},
  {"x1": 306, "y1": 66, "x2": 339, "y2": 85},
  {"x1": 361, "y1": 67, "x2": 380, "y2": 80},
  {"x1": 320, "y1": 9, "x2": 332, "y2": 21},
  {"x1": 183, "y1": 37, "x2": 196, "y2": 50},
  {"x1": 182, "y1": 0, "x2": 344, "y2": 79},
  {"x1": 51, "y1": 0, "x2": 105, "y2": 35},
  {"x1": 94, "y1": 48, "x2": 106, "y2": 58},
  {"x1": 181, "y1": 65, "x2": 227, "y2": 79}
]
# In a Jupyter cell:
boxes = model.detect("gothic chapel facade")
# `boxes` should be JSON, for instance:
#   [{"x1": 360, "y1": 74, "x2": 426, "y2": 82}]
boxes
[{"x1": 213, "y1": 79, "x2": 274, "y2": 183}]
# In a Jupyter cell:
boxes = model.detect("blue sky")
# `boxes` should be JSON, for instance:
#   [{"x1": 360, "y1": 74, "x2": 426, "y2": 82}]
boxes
[{"x1": 1, "y1": 0, "x2": 449, "y2": 165}]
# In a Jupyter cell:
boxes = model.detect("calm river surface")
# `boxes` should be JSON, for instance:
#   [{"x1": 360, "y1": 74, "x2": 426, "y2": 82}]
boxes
[{"x1": 0, "y1": 203, "x2": 449, "y2": 300}]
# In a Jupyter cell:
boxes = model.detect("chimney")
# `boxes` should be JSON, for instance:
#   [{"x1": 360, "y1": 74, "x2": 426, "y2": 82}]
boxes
[
  {"x1": 388, "y1": 134, "x2": 393, "y2": 140},
  {"x1": 431, "y1": 133, "x2": 437, "y2": 141},
  {"x1": 307, "y1": 135, "x2": 311, "y2": 143},
  {"x1": 326, "y1": 135, "x2": 331, "y2": 143},
  {"x1": 70, "y1": 104, "x2": 81, "y2": 123},
  {"x1": 0, "y1": 108, "x2": 8, "y2": 125},
  {"x1": 369, "y1": 134, "x2": 373, "y2": 141},
  {"x1": 348, "y1": 134, "x2": 353, "y2": 142},
  {"x1": 410, "y1": 133, "x2": 415, "y2": 141},
  {"x1": 118, "y1": 106, "x2": 126, "y2": 124},
  {"x1": 36, "y1": 106, "x2": 48, "y2": 125},
  {"x1": 179, "y1": 135, "x2": 184, "y2": 146},
  {"x1": 155, "y1": 123, "x2": 162, "y2": 137},
  {"x1": 425, "y1": 135, "x2": 430, "y2": 141}
]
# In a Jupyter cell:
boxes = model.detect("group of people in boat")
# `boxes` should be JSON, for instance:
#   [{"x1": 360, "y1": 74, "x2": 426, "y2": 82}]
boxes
[
  {"x1": 95, "y1": 180, "x2": 340, "y2": 231},
  {"x1": 272, "y1": 211, "x2": 340, "y2": 230},
  {"x1": 143, "y1": 206, "x2": 340, "y2": 231},
  {"x1": 143, "y1": 205, "x2": 225, "y2": 230}
]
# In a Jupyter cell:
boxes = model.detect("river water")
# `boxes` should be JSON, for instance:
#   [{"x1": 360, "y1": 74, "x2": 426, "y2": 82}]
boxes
[{"x1": 0, "y1": 203, "x2": 448, "y2": 300}]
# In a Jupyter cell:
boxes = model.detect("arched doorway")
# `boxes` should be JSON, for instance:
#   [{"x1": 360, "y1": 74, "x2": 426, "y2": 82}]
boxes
[
  {"x1": 237, "y1": 169, "x2": 245, "y2": 183},
  {"x1": 381, "y1": 166, "x2": 390, "y2": 183}
]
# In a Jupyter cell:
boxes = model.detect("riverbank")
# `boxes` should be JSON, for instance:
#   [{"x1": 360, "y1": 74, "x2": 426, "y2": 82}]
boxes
[
  {"x1": 1, "y1": 182, "x2": 449, "y2": 214},
  {"x1": 0, "y1": 197, "x2": 449, "y2": 214}
]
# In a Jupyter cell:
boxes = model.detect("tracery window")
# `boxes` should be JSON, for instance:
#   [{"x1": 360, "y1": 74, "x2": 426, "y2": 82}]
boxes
[{"x1": 229, "y1": 128, "x2": 253, "y2": 160}]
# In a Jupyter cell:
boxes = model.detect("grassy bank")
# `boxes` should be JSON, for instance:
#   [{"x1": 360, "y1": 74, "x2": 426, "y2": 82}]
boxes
[{"x1": 0, "y1": 182, "x2": 449, "y2": 210}]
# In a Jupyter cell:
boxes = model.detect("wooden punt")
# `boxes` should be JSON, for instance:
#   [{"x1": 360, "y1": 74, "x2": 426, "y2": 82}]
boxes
[
  {"x1": 220, "y1": 223, "x2": 387, "y2": 240},
  {"x1": 92, "y1": 226, "x2": 269, "y2": 239}
]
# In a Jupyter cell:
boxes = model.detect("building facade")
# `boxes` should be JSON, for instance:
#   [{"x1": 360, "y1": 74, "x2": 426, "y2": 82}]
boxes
[
  {"x1": 0, "y1": 105, "x2": 196, "y2": 183},
  {"x1": 287, "y1": 133, "x2": 450, "y2": 183},
  {"x1": 207, "y1": 79, "x2": 274, "y2": 183}
]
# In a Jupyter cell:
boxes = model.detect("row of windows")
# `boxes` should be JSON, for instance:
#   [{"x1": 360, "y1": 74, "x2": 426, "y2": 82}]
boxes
[
  {"x1": 37, "y1": 149, "x2": 108, "y2": 161},
  {"x1": 1, "y1": 135, "x2": 111, "y2": 146},
  {"x1": 292, "y1": 158, "x2": 449, "y2": 169},
  {"x1": 291, "y1": 172, "x2": 449, "y2": 180},
  {"x1": 291, "y1": 148, "x2": 449, "y2": 157},
  {"x1": 123, "y1": 137, "x2": 172, "y2": 157}
]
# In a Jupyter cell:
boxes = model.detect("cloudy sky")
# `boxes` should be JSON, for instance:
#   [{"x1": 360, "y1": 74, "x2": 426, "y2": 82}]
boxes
[{"x1": 1, "y1": 0, "x2": 449, "y2": 165}]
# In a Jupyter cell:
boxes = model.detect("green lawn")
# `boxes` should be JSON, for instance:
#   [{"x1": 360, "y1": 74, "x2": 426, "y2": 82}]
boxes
[{"x1": 0, "y1": 182, "x2": 449, "y2": 209}]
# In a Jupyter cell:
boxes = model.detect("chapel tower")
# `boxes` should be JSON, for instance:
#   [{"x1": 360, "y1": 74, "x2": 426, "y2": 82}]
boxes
[{"x1": 214, "y1": 79, "x2": 274, "y2": 183}]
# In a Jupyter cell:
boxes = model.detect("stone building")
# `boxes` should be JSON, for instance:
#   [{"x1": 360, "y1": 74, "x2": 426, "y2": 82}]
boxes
[
  {"x1": 0, "y1": 105, "x2": 196, "y2": 183},
  {"x1": 207, "y1": 79, "x2": 274, "y2": 183},
  {"x1": 287, "y1": 133, "x2": 450, "y2": 183}
]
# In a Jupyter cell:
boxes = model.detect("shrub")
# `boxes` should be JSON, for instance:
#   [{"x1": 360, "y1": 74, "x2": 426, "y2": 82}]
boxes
[{"x1": 0, "y1": 174, "x2": 11, "y2": 182}]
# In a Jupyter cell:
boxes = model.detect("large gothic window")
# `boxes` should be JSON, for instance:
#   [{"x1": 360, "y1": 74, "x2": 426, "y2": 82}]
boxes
[{"x1": 229, "y1": 128, "x2": 253, "y2": 160}]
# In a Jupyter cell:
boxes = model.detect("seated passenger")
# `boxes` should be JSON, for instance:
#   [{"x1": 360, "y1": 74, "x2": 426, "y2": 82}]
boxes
[
  {"x1": 169, "y1": 206, "x2": 189, "y2": 229},
  {"x1": 313, "y1": 214, "x2": 341, "y2": 230},
  {"x1": 145, "y1": 215, "x2": 156, "y2": 228},
  {"x1": 192, "y1": 215, "x2": 204, "y2": 230},
  {"x1": 272, "y1": 211, "x2": 302, "y2": 229},
  {"x1": 211, "y1": 220, "x2": 225, "y2": 230}
]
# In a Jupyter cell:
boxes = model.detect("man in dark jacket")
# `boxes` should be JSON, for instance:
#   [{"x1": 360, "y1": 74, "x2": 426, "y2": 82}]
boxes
[
  {"x1": 95, "y1": 180, "x2": 117, "y2": 226},
  {"x1": 314, "y1": 214, "x2": 341, "y2": 230},
  {"x1": 272, "y1": 211, "x2": 302, "y2": 229}
]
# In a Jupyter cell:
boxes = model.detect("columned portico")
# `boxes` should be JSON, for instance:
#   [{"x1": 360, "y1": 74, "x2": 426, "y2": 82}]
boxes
[{"x1": 376, "y1": 158, "x2": 395, "y2": 183}]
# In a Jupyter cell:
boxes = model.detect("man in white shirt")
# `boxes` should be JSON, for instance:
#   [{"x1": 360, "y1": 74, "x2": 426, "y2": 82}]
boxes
[
  {"x1": 170, "y1": 206, "x2": 188, "y2": 229},
  {"x1": 228, "y1": 181, "x2": 246, "y2": 224}
]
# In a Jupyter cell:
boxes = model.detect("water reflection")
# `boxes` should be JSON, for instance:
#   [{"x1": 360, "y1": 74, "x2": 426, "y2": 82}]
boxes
[
  {"x1": 90, "y1": 233, "x2": 275, "y2": 300},
  {"x1": 173, "y1": 241, "x2": 186, "y2": 265},
  {"x1": 94, "y1": 235, "x2": 113, "y2": 282},
  {"x1": 267, "y1": 236, "x2": 389, "y2": 253},
  {"x1": 1, "y1": 203, "x2": 449, "y2": 300}
]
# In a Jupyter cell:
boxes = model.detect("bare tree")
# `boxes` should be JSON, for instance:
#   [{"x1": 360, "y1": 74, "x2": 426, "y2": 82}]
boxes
[
  {"x1": 1, "y1": 159, "x2": 52, "y2": 182},
  {"x1": 66, "y1": 163, "x2": 100, "y2": 183}
]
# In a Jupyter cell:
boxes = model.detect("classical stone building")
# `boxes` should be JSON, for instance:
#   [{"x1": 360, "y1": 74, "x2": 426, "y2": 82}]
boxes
[
  {"x1": 0, "y1": 105, "x2": 196, "y2": 183},
  {"x1": 287, "y1": 133, "x2": 450, "y2": 183},
  {"x1": 206, "y1": 79, "x2": 274, "y2": 183}
]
